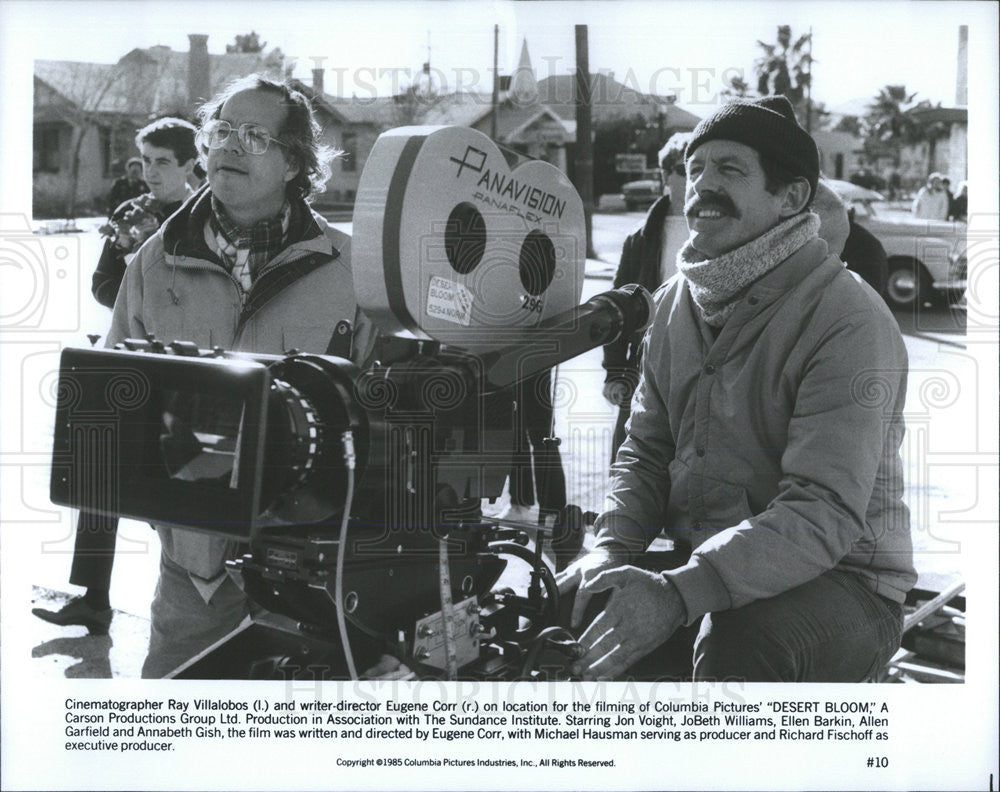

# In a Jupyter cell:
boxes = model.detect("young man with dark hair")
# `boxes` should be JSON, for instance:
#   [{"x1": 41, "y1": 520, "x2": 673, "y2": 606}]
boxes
[
  {"x1": 91, "y1": 118, "x2": 198, "y2": 307},
  {"x1": 559, "y1": 96, "x2": 914, "y2": 683}
]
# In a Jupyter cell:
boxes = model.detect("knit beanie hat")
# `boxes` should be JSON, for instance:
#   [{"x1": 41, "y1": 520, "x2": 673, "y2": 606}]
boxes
[{"x1": 685, "y1": 96, "x2": 819, "y2": 202}]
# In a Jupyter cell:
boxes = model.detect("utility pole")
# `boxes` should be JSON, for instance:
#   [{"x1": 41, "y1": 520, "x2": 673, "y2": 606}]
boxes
[
  {"x1": 805, "y1": 26, "x2": 813, "y2": 133},
  {"x1": 574, "y1": 24, "x2": 596, "y2": 258},
  {"x1": 491, "y1": 24, "x2": 499, "y2": 140}
]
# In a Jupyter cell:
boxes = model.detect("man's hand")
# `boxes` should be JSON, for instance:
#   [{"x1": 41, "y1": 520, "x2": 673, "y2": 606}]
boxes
[
  {"x1": 570, "y1": 567, "x2": 685, "y2": 680},
  {"x1": 602, "y1": 379, "x2": 633, "y2": 407},
  {"x1": 555, "y1": 545, "x2": 627, "y2": 628}
]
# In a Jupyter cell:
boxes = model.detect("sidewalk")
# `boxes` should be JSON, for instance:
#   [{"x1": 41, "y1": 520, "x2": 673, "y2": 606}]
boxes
[{"x1": 30, "y1": 585, "x2": 149, "y2": 678}]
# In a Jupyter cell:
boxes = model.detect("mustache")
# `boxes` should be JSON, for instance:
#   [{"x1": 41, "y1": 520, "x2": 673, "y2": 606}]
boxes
[{"x1": 685, "y1": 193, "x2": 738, "y2": 218}]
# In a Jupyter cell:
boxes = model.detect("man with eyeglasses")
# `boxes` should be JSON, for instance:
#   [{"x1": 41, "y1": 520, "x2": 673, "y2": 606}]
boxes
[{"x1": 98, "y1": 74, "x2": 376, "y2": 677}]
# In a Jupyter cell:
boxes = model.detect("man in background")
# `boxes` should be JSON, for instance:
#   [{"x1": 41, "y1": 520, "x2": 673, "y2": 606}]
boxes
[
  {"x1": 106, "y1": 156, "x2": 148, "y2": 215},
  {"x1": 602, "y1": 135, "x2": 690, "y2": 462},
  {"x1": 92, "y1": 118, "x2": 198, "y2": 308},
  {"x1": 912, "y1": 172, "x2": 949, "y2": 220}
]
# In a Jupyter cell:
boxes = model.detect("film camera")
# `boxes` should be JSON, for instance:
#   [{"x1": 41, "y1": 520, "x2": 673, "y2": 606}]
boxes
[{"x1": 50, "y1": 126, "x2": 652, "y2": 680}]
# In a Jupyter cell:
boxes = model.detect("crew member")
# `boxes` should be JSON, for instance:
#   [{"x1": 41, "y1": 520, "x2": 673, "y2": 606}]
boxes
[
  {"x1": 557, "y1": 96, "x2": 915, "y2": 682},
  {"x1": 602, "y1": 136, "x2": 690, "y2": 463},
  {"x1": 82, "y1": 75, "x2": 372, "y2": 677},
  {"x1": 106, "y1": 157, "x2": 148, "y2": 215},
  {"x1": 92, "y1": 118, "x2": 198, "y2": 307}
]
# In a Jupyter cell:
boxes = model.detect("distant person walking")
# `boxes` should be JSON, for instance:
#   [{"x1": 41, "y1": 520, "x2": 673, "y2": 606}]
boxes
[{"x1": 911, "y1": 173, "x2": 949, "y2": 220}]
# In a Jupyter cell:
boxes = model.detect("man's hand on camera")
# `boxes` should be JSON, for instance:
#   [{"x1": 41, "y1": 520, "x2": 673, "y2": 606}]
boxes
[
  {"x1": 601, "y1": 379, "x2": 633, "y2": 407},
  {"x1": 569, "y1": 567, "x2": 685, "y2": 681},
  {"x1": 555, "y1": 544, "x2": 629, "y2": 628}
]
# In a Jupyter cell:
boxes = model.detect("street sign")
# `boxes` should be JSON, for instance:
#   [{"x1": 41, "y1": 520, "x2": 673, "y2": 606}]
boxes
[{"x1": 615, "y1": 153, "x2": 647, "y2": 173}]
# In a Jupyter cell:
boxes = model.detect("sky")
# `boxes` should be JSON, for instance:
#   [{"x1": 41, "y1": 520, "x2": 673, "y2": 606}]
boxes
[{"x1": 3, "y1": 0, "x2": 989, "y2": 111}]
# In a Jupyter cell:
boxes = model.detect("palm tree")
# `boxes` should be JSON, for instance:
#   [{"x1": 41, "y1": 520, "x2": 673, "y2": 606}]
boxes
[
  {"x1": 864, "y1": 85, "x2": 922, "y2": 148},
  {"x1": 754, "y1": 25, "x2": 812, "y2": 105}
]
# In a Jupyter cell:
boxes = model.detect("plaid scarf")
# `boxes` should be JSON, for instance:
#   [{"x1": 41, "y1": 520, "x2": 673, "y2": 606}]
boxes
[
  {"x1": 209, "y1": 195, "x2": 291, "y2": 293},
  {"x1": 676, "y1": 212, "x2": 820, "y2": 327}
]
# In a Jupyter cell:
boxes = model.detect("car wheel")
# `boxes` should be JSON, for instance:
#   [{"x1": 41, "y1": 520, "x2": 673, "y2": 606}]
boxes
[
  {"x1": 886, "y1": 260, "x2": 934, "y2": 309},
  {"x1": 625, "y1": 200, "x2": 638, "y2": 211}
]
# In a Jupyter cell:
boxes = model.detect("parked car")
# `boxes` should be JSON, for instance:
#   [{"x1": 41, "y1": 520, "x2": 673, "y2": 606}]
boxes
[
  {"x1": 828, "y1": 181, "x2": 967, "y2": 309},
  {"x1": 621, "y1": 170, "x2": 663, "y2": 212}
]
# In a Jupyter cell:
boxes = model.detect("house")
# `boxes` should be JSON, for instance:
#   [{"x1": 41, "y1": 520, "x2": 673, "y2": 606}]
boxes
[
  {"x1": 292, "y1": 40, "x2": 578, "y2": 211},
  {"x1": 33, "y1": 34, "x2": 283, "y2": 216},
  {"x1": 538, "y1": 69, "x2": 702, "y2": 132},
  {"x1": 416, "y1": 41, "x2": 577, "y2": 171},
  {"x1": 289, "y1": 70, "x2": 406, "y2": 210},
  {"x1": 898, "y1": 105, "x2": 967, "y2": 189},
  {"x1": 811, "y1": 129, "x2": 865, "y2": 181}
]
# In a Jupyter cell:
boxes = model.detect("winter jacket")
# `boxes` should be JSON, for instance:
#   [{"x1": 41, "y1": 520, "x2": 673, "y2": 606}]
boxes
[
  {"x1": 92, "y1": 196, "x2": 184, "y2": 308},
  {"x1": 841, "y1": 219, "x2": 888, "y2": 300},
  {"x1": 594, "y1": 236, "x2": 916, "y2": 624},
  {"x1": 107, "y1": 186, "x2": 376, "y2": 591}
]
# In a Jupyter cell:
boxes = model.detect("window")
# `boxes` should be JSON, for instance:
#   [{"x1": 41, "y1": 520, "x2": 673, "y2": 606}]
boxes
[
  {"x1": 34, "y1": 124, "x2": 63, "y2": 173},
  {"x1": 341, "y1": 132, "x2": 357, "y2": 172}
]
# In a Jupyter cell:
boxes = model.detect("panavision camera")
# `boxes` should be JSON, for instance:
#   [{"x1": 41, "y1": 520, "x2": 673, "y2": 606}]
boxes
[{"x1": 50, "y1": 126, "x2": 652, "y2": 680}]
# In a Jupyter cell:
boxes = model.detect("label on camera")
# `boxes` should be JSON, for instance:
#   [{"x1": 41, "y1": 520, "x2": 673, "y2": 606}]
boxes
[{"x1": 426, "y1": 276, "x2": 473, "y2": 326}]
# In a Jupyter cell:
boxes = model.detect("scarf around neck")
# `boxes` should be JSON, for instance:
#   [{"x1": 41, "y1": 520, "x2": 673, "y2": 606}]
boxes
[
  {"x1": 676, "y1": 212, "x2": 821, "y2": 327},
  {"x1": 209, "y1": 195, "x2": 291, "y2": 291}
]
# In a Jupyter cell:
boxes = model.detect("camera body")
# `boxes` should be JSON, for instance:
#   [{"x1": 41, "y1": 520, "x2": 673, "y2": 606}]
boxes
[{"x1": 49, "y1": 126, "x2": 653, "y2": 679}]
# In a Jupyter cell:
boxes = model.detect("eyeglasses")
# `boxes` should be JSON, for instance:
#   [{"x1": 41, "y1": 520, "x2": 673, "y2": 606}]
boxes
[{"x1": 198, "y1": 119, "x2": 289, "y2": 155}]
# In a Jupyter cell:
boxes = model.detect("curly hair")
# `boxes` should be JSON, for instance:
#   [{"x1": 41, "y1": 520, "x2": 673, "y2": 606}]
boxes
[{"x1": 197, "y1": 74, "x2": 341, "y2": 202}]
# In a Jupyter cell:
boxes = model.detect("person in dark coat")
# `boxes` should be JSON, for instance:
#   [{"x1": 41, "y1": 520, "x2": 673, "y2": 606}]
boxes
[
  {"x1": 91, "y1": 118, "x2": 198, "y2": 308},
  {"x1": 602, "y1": 193, "x2": 672, "y2": 463},
  {"x1": 813, "y1": 181, "x2": 889, "y2": 301},
  {"x1": 106, "y1": 157, "x2": 148, "y2": 215},
  {"x1": 842, "y1": 210, "x2": 889, "y2": 300}
]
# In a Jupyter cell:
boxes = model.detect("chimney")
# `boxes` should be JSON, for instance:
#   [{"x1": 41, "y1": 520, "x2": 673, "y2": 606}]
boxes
[
  {"x1": 955, "y1": 25, "x2": 968, "y2": 106},
  {"x1": 188, "y1": 34, "x2": 211, "y2": 113},
  {"x1": 312, "y1": 67, "x2": 325, "y2": 94}
]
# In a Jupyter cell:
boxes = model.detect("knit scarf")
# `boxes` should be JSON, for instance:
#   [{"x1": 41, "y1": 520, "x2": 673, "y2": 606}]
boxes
[
  {"x1": 676, "y1": 212, "x2": 820, "y2": 327},
  {"x1": 209, "y1": 195, "x2": 290, "y2": 293}
]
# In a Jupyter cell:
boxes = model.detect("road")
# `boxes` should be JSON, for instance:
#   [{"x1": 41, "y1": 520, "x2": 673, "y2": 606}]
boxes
[{"x1": 18, "y1": 210, "x2": 983, "y2": 677}]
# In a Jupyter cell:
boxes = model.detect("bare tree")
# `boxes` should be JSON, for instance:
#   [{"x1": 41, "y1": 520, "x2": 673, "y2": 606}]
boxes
[{"x1": 45, "y1": 63, "x2": 121, "y2": 216}]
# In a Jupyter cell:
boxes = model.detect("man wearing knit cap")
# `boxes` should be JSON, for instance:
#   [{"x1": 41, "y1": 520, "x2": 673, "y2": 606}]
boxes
[{"x1": 558, "y1": 96, "x2": 914, "y2": 682}]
